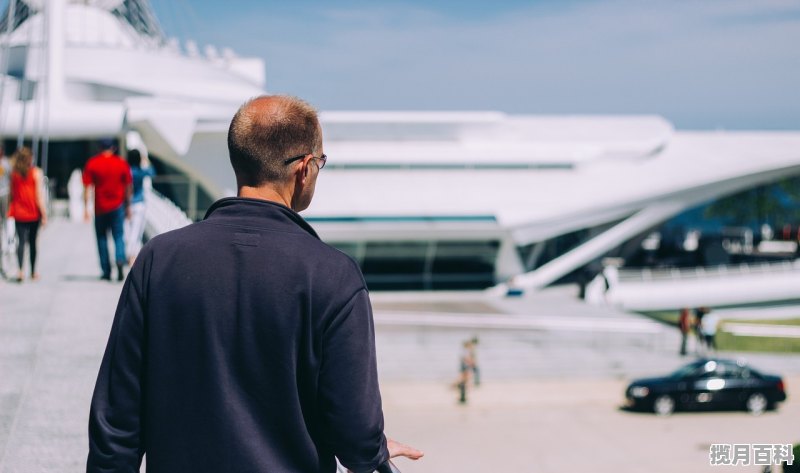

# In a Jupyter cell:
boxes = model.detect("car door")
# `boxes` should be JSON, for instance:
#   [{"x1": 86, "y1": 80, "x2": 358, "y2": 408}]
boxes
[
  {"x1": 721, "y1": 363, "x2": 756, "y2": 408},
  {"x1": 690, "y1": 361, "x2": 727, "y2": 409}
]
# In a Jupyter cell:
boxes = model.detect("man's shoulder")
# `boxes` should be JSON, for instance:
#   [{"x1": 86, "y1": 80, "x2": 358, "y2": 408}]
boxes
[
  {"x1": 147, "y1": 220, "x2": 364, "y2": 277},
  {"x1": 312, "y1": 238, "x2": 361, "y2": 268},
  {"x1": 85, "y1": 155, "x2": 111, "y2": 171},
  {"x1": 311, "y1": 241, "x2": 369, "y2": 292},
  {"x1": 144, "y1": 221, "x2": 202, "y2": 248},
  {"x1": 84, "y1": 155, "x2": 99, "y2": 169}
]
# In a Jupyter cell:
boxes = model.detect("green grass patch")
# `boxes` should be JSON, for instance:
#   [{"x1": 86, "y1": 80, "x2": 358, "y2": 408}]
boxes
[
  {"x1": 638, "y1": 312, "x2": 800, "y2": 353},
  {"x1": 717, "y1": 318, "x2": 800, "y2": 353},
  {"x1": 715, "y1": 330, "x2": 800, "y2": 353},
  {"x1": 725, "y1": 317, "x2": 800, "y2": 326},
  {"x1": 640, "y1": 310, "x2": 680, "y2": 326}
]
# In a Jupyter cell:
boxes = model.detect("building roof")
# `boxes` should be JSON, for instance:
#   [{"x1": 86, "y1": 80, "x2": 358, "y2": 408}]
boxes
[
  {"x1": 0, "y1": 0, "x2": 164, "y2": 42},
  {"x1": 308, "y1": 129, "x2": 800, "y2": 245}
]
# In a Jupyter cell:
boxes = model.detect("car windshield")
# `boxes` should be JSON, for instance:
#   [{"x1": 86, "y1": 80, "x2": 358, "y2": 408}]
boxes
[{"x1": 669, "y1": 362, "x2": 708, "y2": 379}]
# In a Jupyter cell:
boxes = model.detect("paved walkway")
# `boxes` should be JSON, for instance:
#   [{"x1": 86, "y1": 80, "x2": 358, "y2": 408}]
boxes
[
  {"x1": 2, "y1": 218, "x2": 799, "y2": 472},
  {"x1": 0, "y1": 219, "x2": 121, "y2": 472}
]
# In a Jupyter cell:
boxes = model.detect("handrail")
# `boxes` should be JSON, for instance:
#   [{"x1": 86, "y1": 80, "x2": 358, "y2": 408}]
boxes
[
  {"x1": 143, "y1": 182, "x2": 192, "y2": 238},
  {"x1": 617, "y1": 260, "x2": 799, "y2": 282}
]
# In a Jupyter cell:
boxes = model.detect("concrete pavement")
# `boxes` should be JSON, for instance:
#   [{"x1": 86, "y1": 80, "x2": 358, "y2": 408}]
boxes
[{"x1": 382, "y1": 377, "x2": 799, "y2": 473}]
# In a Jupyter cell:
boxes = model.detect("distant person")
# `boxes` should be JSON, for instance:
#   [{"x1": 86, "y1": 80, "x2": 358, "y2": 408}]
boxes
[
  {"x1": 7, "y1": 147, "x2": 47, "y2": 282},
  {"x1": 87, "y1": 95, "x2": 423, "y2": 472},
  {"x1": 468, "y1": 336, "x2": 481, "y2": 386},
  {"x1": 693, "y1": 307, "x2": 707, "y2": 354},
  {"x1": 0, "y1": 147, "x2": 10, "y2": 278},
  {"x1": 700, "y1": 309, "x2": 719, "y2": 352},
  {"x1": 457, "y1": 339, "x2": 475, "y2": 404},
  {"x1": 123, "y1": 149, "x2": 155, "y2": 264},
  {"x1": 82, "y1": 139, "x2": 131, "y2": 281},
  {"x1": 678, "y1": 308, "x2": 691, "y2": 356}
]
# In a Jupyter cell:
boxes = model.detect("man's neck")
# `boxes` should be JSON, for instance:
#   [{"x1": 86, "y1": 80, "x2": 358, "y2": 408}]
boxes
[{"x1": 238, "y1": 185, "x2": 292, "y2": 209}]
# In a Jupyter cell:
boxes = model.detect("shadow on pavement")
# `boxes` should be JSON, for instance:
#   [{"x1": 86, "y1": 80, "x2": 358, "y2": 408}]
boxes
[{"x1": 61, "y1": 274, "x2": 107, "y2": 282}]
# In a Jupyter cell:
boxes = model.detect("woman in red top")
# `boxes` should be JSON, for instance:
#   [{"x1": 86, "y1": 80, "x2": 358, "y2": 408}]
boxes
[{"x1": 8, "y1": 147, "x2": 47, "y2": 281}]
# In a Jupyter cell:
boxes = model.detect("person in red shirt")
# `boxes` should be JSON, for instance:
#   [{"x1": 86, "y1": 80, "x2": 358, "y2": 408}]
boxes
[
  {"x1": 82, "y1": 139, "x2": 132, "y2": 281},
  {"x1": 8, "y1": 147, "x2": 47, "y2": 281}
]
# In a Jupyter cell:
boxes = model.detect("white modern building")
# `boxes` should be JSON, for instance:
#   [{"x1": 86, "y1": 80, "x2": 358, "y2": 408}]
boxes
[{"x1": 2, "y1": 0, "x2": 799, "y2": 304}]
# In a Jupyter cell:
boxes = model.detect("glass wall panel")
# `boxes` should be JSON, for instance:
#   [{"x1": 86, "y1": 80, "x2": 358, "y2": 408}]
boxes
[
  {"x1": 331, "y1": 240, "x2": 501, "y2": 291},
  {"x1": 431, "y1": 241, "x2": 499, "y2": 289},
  {"x1": 362, "y1": 242, "x2": 429, "y2": 290}
]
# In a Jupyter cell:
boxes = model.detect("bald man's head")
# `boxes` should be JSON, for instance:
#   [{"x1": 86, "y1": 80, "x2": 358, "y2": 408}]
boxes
[{"x1": 228, "y1": 95, "x2": 322, "y2": 187}]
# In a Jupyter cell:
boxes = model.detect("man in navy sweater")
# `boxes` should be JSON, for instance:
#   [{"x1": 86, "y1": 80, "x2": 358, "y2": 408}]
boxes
[{"x1": 87, "y1": 95, "x2": 423, "y2": 472}]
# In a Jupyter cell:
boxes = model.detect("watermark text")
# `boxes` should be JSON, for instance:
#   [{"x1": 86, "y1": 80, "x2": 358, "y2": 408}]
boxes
[{"x1": 710, "y1": 444, "x2": 794, "y2": 466}]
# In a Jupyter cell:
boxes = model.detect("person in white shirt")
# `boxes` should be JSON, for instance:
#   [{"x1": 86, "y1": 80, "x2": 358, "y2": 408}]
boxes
[{"x1": 700, "y1": 309, "x2": 719, "y2": 352}]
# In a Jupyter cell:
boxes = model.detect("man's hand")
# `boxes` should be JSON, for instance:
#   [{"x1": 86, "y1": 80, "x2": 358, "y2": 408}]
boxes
[
  {"x1": 387, "y1": 438, "x2": 424, "y2": 461},
  {"x1": 84, "y1": 209, "x2": 91, "y2": 222}
]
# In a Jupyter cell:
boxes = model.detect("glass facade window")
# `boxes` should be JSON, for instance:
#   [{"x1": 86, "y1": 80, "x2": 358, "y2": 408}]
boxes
[
  {"x1": 329, "y1": 240, "x2": 501, "y2": 291},
  {"x1": 431, "y1": 241, "x2": 499, "y2": 289},
  {"x1": 362, "y1": 242, "x2": 428, "y2": 290}
]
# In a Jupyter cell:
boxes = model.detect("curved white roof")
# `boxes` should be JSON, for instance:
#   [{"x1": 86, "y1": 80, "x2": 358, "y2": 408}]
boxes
[
  {"x1": 321, "y1": 114, "x2": 672, "y2": 167},
  {"x1": 308, "y1": 130, "x2": 800, "y2": 244}
]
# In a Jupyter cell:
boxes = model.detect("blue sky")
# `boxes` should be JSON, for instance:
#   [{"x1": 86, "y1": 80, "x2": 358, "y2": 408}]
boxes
[{"x1": 152, "y1": 0, "x2": 800, "y2": 130}]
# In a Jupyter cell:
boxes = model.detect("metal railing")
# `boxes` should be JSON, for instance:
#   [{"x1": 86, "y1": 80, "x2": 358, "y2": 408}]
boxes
[
  {"x1": 618, "y1": 260, "x2": 800, "y2": 283},
  {"x1": 150, "y1": 174, "x2": 205, "y2": 221},
  {"x1": 143, "y1": 184, "x2": 192, "y2": 238}
]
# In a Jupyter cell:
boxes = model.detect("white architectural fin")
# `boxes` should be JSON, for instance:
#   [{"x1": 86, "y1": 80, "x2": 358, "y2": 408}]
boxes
[
  {"x1": 490, "y1": 202, "x2": 685, "y2": 295},
  {"x1": 125, "y1": 98, "x2": 197, "y2": 156}
]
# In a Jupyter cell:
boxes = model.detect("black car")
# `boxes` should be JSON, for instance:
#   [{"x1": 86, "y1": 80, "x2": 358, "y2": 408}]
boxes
[{"x1": 625, "y1": 358, "x2": 786, "y2": 416}]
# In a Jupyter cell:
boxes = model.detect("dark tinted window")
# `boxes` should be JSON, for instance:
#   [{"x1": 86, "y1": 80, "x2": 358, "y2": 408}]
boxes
[
  {"x1": 431, "y1": 241, "x2": 499, "y2": 290},
  {"x1": 362, "y1": 242, "x2": 428, "y2": 290},
  {"x1": 329, "y1": 240, "x2": 500, "y2": 291},
  {"x1": 719, "y1": 361, "x2": 750, "y2": 379}
]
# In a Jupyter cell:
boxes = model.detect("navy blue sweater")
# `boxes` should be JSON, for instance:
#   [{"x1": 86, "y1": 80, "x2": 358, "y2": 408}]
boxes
[{"x1": 88, "y1": 198, "x2": 388, "y2": 472}]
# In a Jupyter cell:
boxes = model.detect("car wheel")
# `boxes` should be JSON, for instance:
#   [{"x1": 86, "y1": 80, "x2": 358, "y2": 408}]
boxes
[
  {"x1": 653, "y1": 395, "x2": 675, "y2": 416},
  {"x1": 746, "y1": 393, "x2": 767, "y2": 415}
]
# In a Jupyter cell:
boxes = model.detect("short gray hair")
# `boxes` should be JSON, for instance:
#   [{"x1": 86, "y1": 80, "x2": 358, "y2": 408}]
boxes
[{"x1": 228, "y1": 95, "x2": 321, "y2": 186}]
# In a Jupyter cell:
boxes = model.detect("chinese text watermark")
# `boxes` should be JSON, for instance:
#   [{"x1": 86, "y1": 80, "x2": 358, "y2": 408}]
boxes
[{"x1": 710, "y1": 444, "x2": 794, "y2": 466}]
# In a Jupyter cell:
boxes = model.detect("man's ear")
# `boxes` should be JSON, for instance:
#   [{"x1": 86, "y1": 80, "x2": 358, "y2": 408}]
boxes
[{"x1": 295, "y1": 159, "x2": 308, "y2": 186}]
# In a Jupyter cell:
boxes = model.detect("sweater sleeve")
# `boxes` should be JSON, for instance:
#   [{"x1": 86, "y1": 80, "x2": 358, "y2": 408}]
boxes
[
  {"x1": 87, "y1": 260, "x2": 147, "y2": 472},
  {"x1": 318, "y1": 288, "x2": 389, "y2": 473}
]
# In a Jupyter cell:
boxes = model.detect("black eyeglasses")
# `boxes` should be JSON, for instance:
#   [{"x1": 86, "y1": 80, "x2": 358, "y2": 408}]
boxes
[{"x1": 283, "y1": 153, "x2": 327, "y2": 169}]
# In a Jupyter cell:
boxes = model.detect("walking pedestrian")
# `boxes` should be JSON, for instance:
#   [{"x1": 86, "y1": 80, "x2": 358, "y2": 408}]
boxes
[
  {"x1": 679, "y1": 308, "x2": 691, "y2": 356},
  {"x1": 123, "y1": 149, "x2": 155, "y2": 264},
  {"x1": 701, "y1": 308, "x2": 719, "y2": 352},
  {"x1": 468, "y1": 336, "x2": 481, "y2": 386},
  {"x1": 7, "y1": 147, "x2": 47, "y2": 282},
  {"x1": 693, "y1": 307, "x2": 707, "y2": 354},
  {"x1": 87, "y1": 95, "x2": 423, "y2": 472},
  {"x1": 457, "y1": 340, "x2": 474, "y2": 404},
  {"x1": 82, "y1": 139, "x2": 131, "y2": 281}
]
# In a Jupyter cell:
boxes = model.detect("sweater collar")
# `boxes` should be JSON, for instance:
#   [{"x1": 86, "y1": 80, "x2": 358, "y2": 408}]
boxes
[{"x1": 203, "y1": 197, "x2": 320, "y2": 239}]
